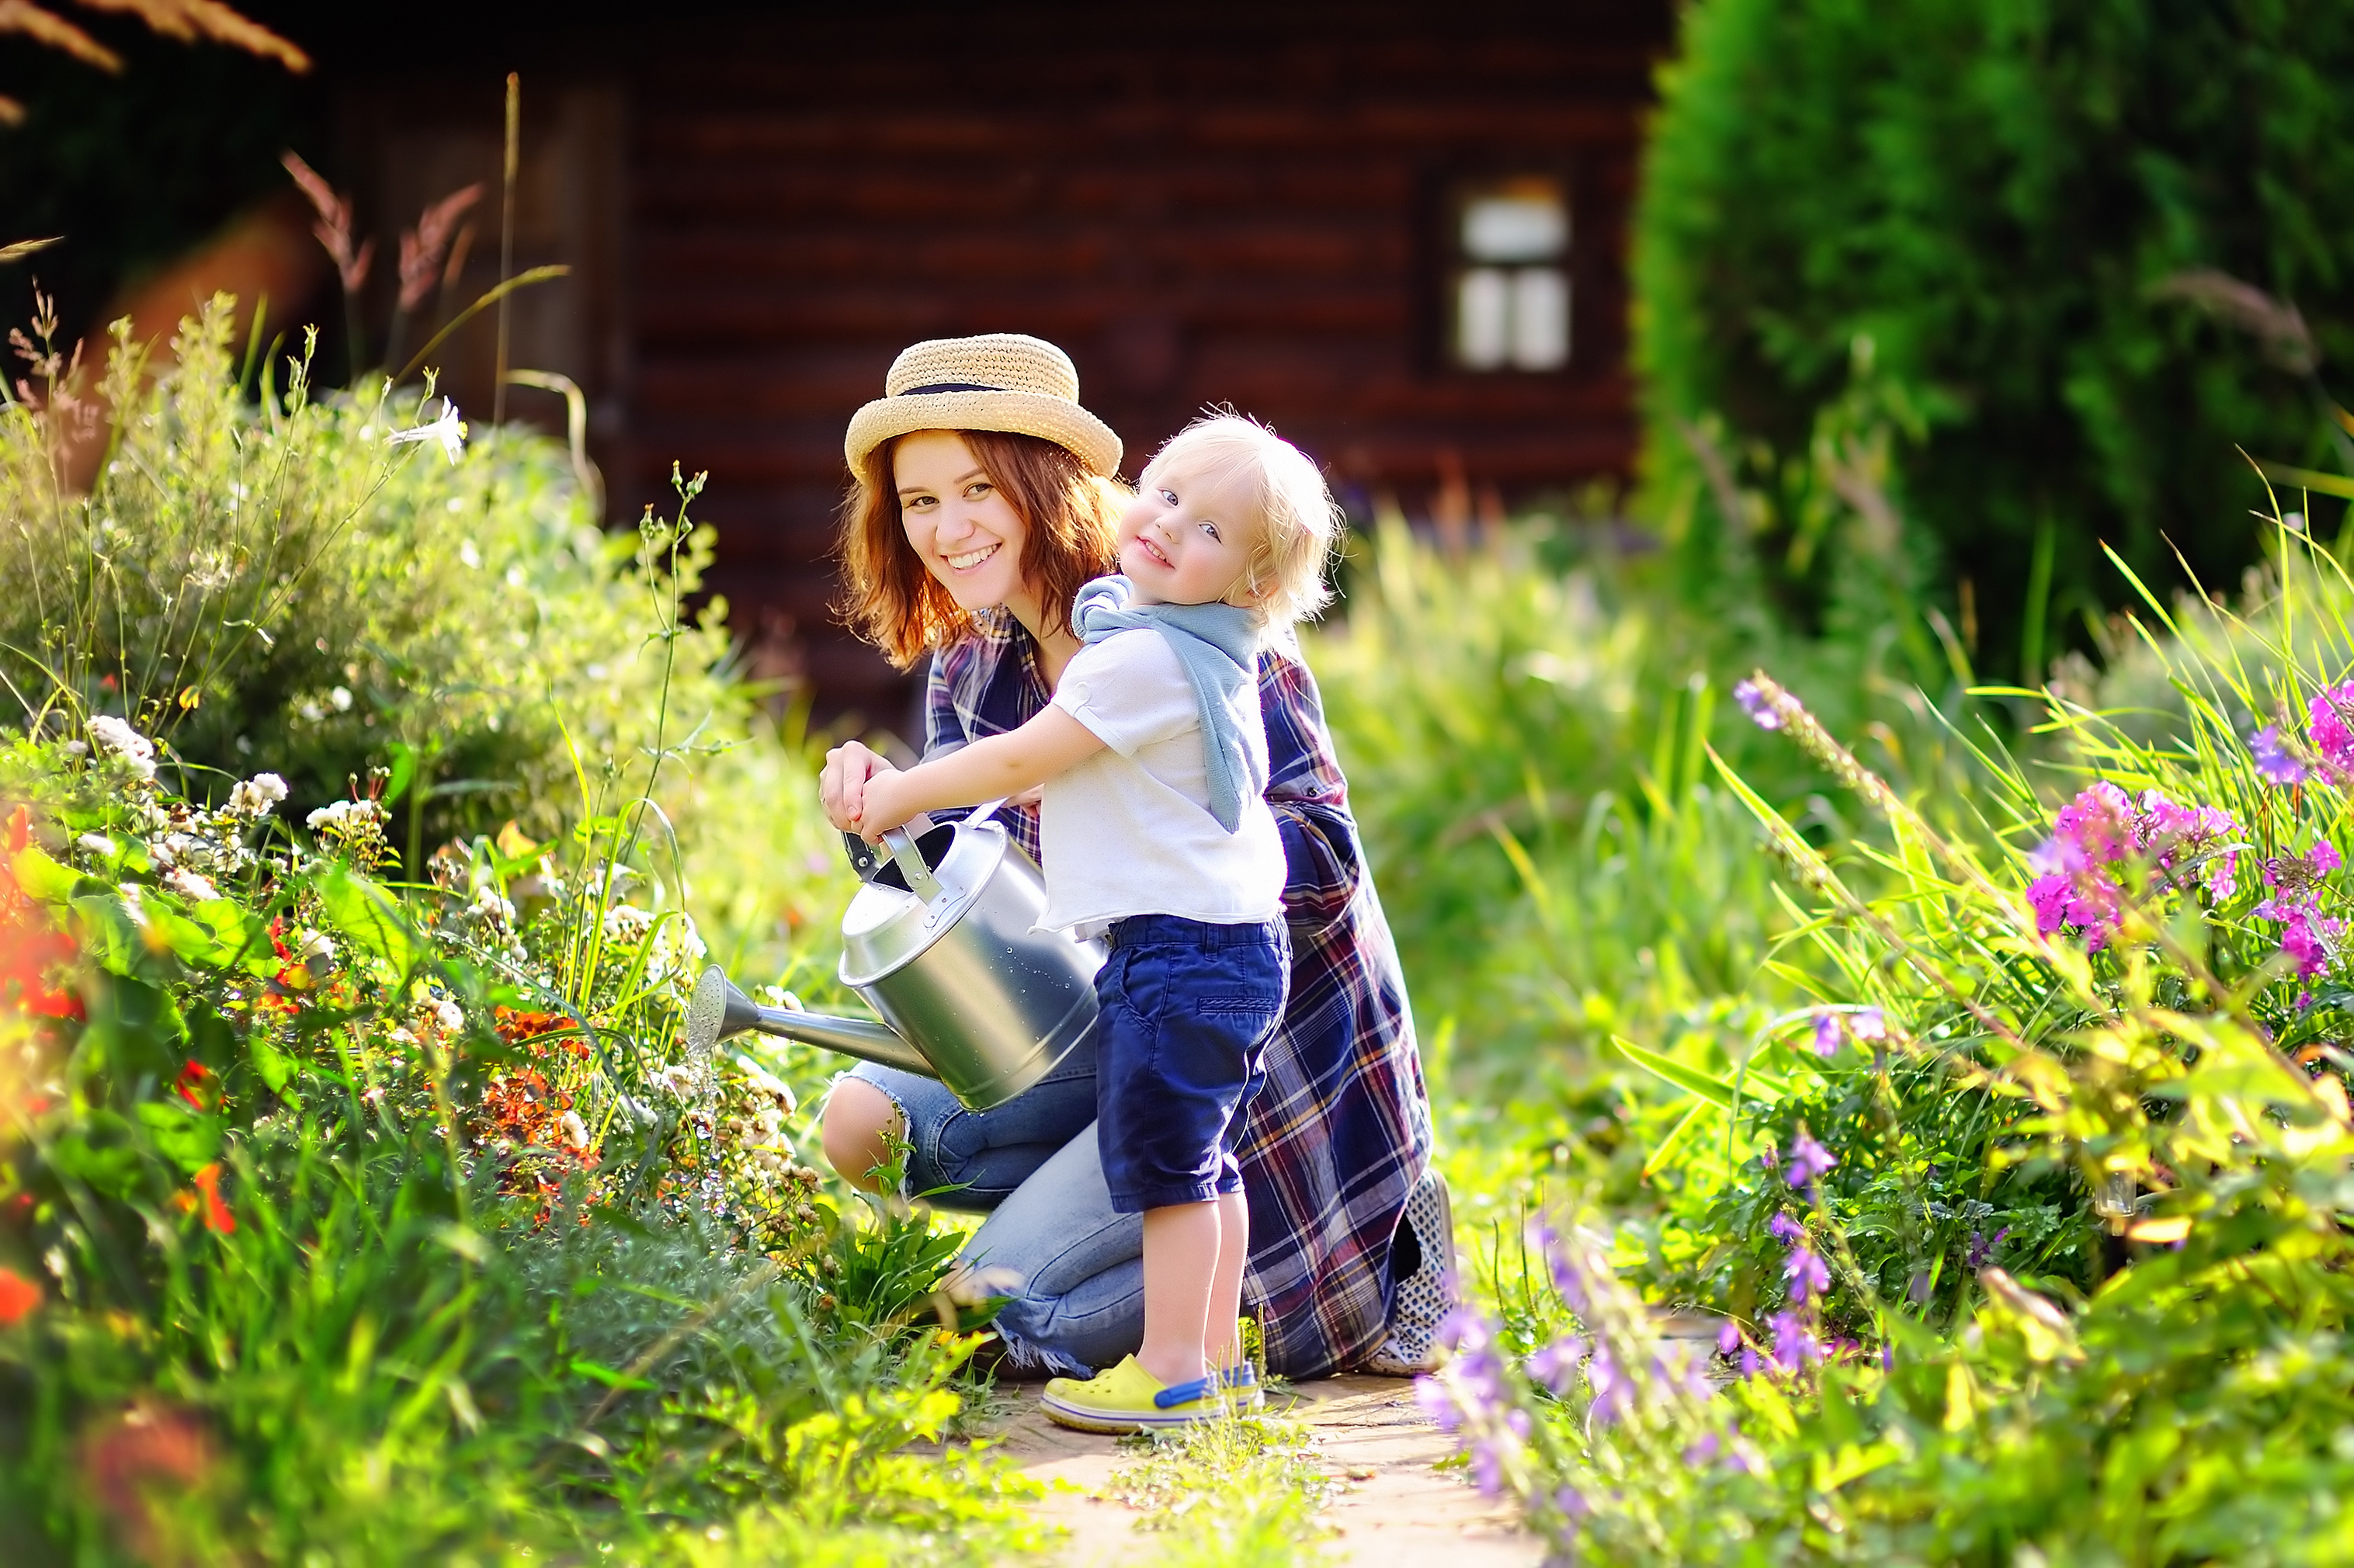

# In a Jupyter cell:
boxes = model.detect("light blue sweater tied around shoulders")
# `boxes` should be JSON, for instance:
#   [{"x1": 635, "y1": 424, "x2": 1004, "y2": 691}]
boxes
[{"x1": 1069, "y1": 574, "x2": 1264, "y2": 833}]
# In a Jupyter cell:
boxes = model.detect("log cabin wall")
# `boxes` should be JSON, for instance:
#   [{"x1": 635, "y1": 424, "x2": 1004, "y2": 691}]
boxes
[
  {"x1": 628, "y1": 1, "x2": 1669, "y2": 730},
  {"x1": 327, "y1": 1, "x2": 1671, "y2": 731}
]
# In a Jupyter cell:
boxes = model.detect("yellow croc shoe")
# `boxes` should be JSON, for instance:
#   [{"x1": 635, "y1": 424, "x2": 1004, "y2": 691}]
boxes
[{"x1": 1040, "y1": 1356, "x2": 1225, "y2": 1434}]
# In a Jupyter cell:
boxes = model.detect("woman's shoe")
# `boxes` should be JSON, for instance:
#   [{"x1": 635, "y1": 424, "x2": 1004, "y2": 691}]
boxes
[
  {"x1": 1362, "y1": 1167, "x2": 1457, "y2": 1376},
  {"x1": 1040, "y1": 1355, "x2": 1230, "y2": 1434},
  {"x1": 1223, "y1": 1360, "x2": 1266, "y2": 1414}
]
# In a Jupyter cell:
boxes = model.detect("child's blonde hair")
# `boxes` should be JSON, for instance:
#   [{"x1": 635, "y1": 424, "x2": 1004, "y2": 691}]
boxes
[{"x1": 1140, "y1": 412, "x2": 1338, "y2": 628}]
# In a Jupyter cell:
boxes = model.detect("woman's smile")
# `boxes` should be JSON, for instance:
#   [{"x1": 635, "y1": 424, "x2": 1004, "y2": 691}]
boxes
[{"x1": 943, "y1": 541, "x2": 1002, "y2": 572}]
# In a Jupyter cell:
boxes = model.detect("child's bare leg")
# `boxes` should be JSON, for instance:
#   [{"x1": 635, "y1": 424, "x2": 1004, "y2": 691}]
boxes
[
  {"x1": 1138, "y1": 1200, "x2": 1220, "y2": 1386},
  {"x1": 1208, "y1": 1188, "x2": 1249, "y2": 1369}
]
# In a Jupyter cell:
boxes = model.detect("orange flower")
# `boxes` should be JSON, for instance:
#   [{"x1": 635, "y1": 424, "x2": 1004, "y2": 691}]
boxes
[
  {"x1": 191, "y1": 1164, "x2": 234, "y2": 1235},
  {"x1": 0, "y1": 1265, "x2": 40, "y2": 1324}
]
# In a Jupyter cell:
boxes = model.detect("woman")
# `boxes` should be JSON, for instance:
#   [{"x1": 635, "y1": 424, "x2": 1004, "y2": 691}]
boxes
[{"x1": 817, "y1": 333, "x2": 1446, "y2": 1379}]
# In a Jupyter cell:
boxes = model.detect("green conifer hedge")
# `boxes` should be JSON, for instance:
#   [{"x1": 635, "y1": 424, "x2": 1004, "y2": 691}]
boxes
[{"x1": 1635, "y1": 0, "x2": 2354, "y2": 678}]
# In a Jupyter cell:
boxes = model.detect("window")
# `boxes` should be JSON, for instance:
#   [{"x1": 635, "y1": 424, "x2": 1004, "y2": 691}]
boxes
[{"x1": 1450, "y1": 179, "x2": 1570, "y2": 372}]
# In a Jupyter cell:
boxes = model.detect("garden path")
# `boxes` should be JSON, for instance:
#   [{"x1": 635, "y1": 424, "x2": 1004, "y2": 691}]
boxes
[{"x1": 989, "y1": 1373, "x2": 1543, "y2": 1565}]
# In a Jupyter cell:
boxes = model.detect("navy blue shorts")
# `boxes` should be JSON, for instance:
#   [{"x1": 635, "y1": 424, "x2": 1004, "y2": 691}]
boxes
[{"x1": 1092, "y1": 914, "x2": 1290, "y2": 1214}]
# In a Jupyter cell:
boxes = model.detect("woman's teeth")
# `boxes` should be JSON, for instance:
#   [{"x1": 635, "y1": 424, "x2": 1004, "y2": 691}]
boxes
[{"x1": 944, "y1": 544, "x2": 999, "y2": 571}]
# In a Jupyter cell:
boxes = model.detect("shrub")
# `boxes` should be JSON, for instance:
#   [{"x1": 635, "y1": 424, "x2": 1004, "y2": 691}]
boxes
[
  {"x1": 0, "y1": 291, "x2": 849, "y2": 987},
  {"x1": 1635, "y1": 0, "x2": 2354, "y2": 678}
]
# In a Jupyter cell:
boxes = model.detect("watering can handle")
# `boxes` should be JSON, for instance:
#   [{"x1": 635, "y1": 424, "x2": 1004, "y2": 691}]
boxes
[{"x1": 880, "y1": 825, "x2": 944, "y2": 902}]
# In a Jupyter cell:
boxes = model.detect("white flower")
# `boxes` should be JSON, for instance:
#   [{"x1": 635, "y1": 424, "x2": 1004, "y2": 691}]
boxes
[
  {"x1": 329, "y1": 685, "x2": 353, "y2": 713},
  {"x1": 602, "y1": 904, "x2": 656, "y2": 944},
  {"x1": 300, "y1": 931, "x2": 336, "y2": 969},
  {"x1": 459, "y1": 539, "x2": 482, "y2": 569},
  {"x1": 227, "y1": 773, "x2": 289, "y2": 817},
  {"x1": 434, "y1": 999, "x2": 464, "y2": 1034},
  {"x1": 76, "y1": 833, "x2": 115, "y2": 859},
  {"x1": 468, "y1": 884, "x2": 516, "y2": 924},
  {"x1": 657, "y1": 1063, "x2": 699, "y2": 1101},
  {"x1": 387, "y1": 397, "x2": 467, "y2": 465},
  {"x1": 116, "y1": 883, "x2": 148, "y2": 926},
  {"x1": 163, "y1": 866, "x2": 221, "y2": 903},
  {"x1": 86, "y1": 716, "x2": 155, "y2": 780},
  {"x1": 559, "y1": 1110, "x2": 590, "y2": 1151},
  {"x1": 306, "y1": 799, "x2": 384, "y2": 833}
]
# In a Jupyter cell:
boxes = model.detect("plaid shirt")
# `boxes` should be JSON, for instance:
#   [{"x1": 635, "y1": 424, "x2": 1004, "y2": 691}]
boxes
[{"x1": 923, "y1": 617, "x2": 1434, "y2": 1378}]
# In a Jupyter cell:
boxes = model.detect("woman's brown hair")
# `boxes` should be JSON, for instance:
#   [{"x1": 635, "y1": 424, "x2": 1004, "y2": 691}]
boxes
[{"x1": 838, "y1": 428, "x2": 1123, "y2": 669}]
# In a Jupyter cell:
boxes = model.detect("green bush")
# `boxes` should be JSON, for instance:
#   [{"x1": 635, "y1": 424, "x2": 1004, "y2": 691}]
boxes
[
  {"x1": 0, "y1": 292, "x2": 851, "y2": 988},
  {"x1": 1635, "y1": 0, "x2": 2354, "y2": 678}
]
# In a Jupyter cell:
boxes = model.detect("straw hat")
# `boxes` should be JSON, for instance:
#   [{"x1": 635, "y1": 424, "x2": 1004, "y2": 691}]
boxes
[{"x1": 843, "y1": 333, "x2": 1123, "y2": 478}]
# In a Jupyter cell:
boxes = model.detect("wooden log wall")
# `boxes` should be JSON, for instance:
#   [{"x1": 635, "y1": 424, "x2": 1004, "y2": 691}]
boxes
[{"x1": 623, "y1": 1, "x2": 1668, "y2": 728}]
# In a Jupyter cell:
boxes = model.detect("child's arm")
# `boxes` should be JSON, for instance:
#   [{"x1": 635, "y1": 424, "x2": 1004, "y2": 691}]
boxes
[{"x1": 853, "y1": 706, "x2": 1105, "y2": 838}]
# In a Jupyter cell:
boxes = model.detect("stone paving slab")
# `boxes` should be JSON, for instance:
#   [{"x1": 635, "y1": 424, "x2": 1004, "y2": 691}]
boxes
[{"x1": 986, "y1": 1373, "x2": 1543, "y2": 1566}]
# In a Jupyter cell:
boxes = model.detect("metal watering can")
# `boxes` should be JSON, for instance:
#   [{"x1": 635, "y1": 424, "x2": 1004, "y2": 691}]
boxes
[{"x1": 684, "y1": 803, "x2": 1105, "y2": 1111}]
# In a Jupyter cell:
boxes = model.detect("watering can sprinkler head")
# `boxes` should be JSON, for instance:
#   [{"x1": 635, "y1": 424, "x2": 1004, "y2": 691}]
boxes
[{"x1": 685, "y1": 964, "x2": 936, "y2": 1080}]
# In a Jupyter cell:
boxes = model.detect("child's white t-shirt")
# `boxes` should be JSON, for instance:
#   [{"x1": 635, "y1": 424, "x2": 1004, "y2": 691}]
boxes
[{"x1": 1040, "y1": 627, "x2": 1286, "y2": 940}]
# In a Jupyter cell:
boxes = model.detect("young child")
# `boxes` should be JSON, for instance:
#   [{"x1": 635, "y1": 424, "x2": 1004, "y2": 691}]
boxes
[{"x1": 849, "y1": 413, "x2": 1336, "y2": 1431}]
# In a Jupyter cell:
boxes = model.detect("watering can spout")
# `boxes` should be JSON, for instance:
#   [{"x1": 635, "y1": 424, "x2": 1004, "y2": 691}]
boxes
[{"x1": 686, "y1": 965, "x2": 938, "y2": 1081}]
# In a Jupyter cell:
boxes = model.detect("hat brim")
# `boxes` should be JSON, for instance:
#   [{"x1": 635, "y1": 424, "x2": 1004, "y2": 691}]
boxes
[{"x1": 844, "y1": 390, "x2": 1123, "y2": 478}]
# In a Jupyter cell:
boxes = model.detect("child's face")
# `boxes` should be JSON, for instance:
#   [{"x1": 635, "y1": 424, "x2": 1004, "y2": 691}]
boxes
[{"x1": 1118, "y1": 455, "x2": 1262, "y2": 609}]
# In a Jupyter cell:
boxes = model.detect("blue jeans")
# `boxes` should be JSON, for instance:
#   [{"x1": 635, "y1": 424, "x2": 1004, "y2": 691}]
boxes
[
  {"x1": 841, "y1": 1030, "x2": 1142, "y2": 1375},
  {"x1": 1095, "y1": 914, "x2": 1286, "y2": 1212}
]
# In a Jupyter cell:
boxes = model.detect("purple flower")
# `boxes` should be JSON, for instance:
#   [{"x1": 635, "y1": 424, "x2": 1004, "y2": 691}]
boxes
[
  {"x1": 2283, "y1": 911, "x2": 2331, "y2": 980},
  {"x1": 1523, "y1": 1334, "x2": 1586, "y2": 1396},
  {"x1": 1585, "y1": 1343, "x2": 1632, "y2": 1426},
  {"x1": 1415, "y1": 1374, "x2": 1462, "y2": 1433},
  {"x1": 1850, "y1": 1007, "x2": 1887, "y2": 1042},
  {"x1": 2259, "y1": 898, "x2": 2338, "y2": 980},
  {"x1": 1768, "y1": 1210, "x2": 1805, "y2": 1246},
  {"x1": 1966, "y1": 1226, "x2": 2010, "y2": 1269},
  {"x1": 1811, "y1": 1010, "x2": 1843, "y2": 1056},
  {"x1": 2252, "y1": 724, "x2": 2309, "y2": 786},
  {"x1": 2313, "y1": 841, "x2": 2342, "y2": 875},
  {"x1": 1531, "y1": 1222, "x2": 1594, "y2": 1318},
  {"x1": 1683, "y1": 1432, "x2": 1722, "y2": 1466},
  {"x1": 1769, "y1": 1310, "x2": 1820, "y2": 1373},
  {"x1": 1739, "y1": 1348, "x2": 1761, "y2": 1378},
  {"x1": 1552, "y1": 1484, "x2": 1590, "y2": 1520},
  {"x1": 1759, "y1": 1140, "x2": 1779, "y2": 1171},
  {"x1": 1470, "y1": 1438, "x2": 1506, "y2": 1498},
  {"x1": 1734, "y1": 679, "x2": 1784, "y2": 731},
  {"x1": 1783, "y1": 1246, "x2": 1830, "y2": 1303},
  {"x1": 1786, "y1": 1130, "x2": 1837, "y2": 1190},
  {"x1": 1717, "y1": 1320, "x2": 1742, "y2": 1356},
  {"x1": 2309, "y1": 683, "x2": 2354, "y2": 773}
]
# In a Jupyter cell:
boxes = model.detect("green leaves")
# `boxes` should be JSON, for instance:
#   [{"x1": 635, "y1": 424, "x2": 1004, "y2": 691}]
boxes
[{"x1": 315, "y1": 862, "x2": 418, "y2": 977}]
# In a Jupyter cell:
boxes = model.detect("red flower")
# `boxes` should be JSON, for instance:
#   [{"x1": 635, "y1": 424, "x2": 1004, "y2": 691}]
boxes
[
  {"x1": 191, "y1": 1164, "x2": 235, "y2": 1235},
  {"x1": 4, "y1": 803, "x2": 26, "y2": 855},
  {"x1": 175, "y1": 1061, "x2": 214, "y2": 1111},
  {"x1": 0, "y1": 1266, "x2": 40, "y2": 1324}
]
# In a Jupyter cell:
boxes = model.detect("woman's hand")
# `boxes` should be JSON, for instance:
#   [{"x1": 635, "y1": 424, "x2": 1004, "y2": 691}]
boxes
[{"x1": 820, "y1": 741, "x2": 896, "y2": 833}]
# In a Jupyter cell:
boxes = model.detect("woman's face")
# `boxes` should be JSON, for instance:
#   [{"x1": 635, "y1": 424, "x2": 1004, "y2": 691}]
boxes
[{"x1": 894, "y1": 430, "x2": 1032, "y2": 618}]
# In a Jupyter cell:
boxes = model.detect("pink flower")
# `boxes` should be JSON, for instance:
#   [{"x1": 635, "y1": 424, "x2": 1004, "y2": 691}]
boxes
[{"x1": 2309, "y1": 683, "x2": 2354, "y2": 773}]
